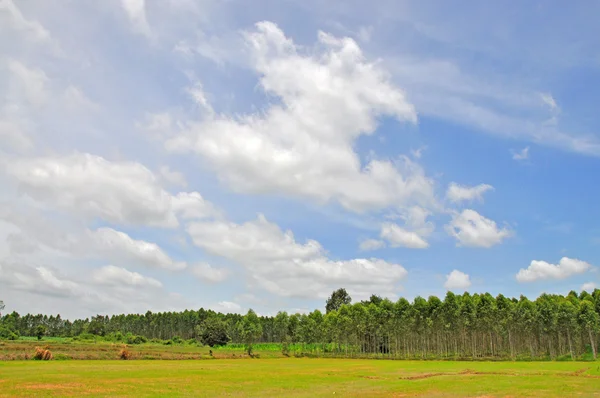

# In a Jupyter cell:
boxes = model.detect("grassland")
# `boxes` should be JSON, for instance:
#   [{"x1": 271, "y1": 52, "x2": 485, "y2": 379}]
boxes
[
  {"x1": 1, "y1": 340, "x2": 600, "y2": 397},
  {"x1": 1, "y1": 358, "x2": 600, "y2": 397}
]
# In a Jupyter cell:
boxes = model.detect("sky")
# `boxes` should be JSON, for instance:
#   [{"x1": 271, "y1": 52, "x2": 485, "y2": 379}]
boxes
[{"x1": 1, "y1": 0, "x2": 600, "y2": 319}]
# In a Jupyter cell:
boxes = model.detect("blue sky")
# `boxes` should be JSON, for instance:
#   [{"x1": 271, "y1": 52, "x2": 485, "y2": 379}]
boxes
[{"x1": 1, "y1": 0, "x2": 599, "y2": 318}]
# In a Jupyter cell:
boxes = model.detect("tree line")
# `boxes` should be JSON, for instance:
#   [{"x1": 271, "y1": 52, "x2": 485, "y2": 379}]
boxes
[{"x1": 1, "y1": 289, "x2": 599, "y2": 360}]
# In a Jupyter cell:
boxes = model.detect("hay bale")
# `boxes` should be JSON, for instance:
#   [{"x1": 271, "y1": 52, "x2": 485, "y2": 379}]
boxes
[
  {"x1": 33, "y1": 347, "x2": 53, "y2": 360},
  {"x1": 119, "y1": 349, "x2": 132, "y2": 360}
]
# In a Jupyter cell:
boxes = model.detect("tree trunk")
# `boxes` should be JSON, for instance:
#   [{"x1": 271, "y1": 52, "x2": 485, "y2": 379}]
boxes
[{"x1": 588, "y1": 329, "x2": 597, "y2": 360}]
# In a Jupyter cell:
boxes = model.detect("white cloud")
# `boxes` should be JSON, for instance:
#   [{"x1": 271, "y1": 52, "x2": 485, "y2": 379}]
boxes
[
  {"x1": 512, "y1": 146, "x2": 530, "y2": 161},
  {"x1": 7, "y1": 59, "x2": 49, "y2": 107},
  {"x1": 210, "y1": 301, "x2": 242, "y2": 314},
  {"x1": 516, "y1": 257, "x2": 593, "y2": 282},
  {"x1": 0, "y1": 260, "x2": 187, "y2": 318},
  {"x1": 159, "y1": 165, "x2": 187, "y2": 188},
  {"x1": 0, "y1": 0, "x2": 51, "y2": 43},
  {"x1": 171, "y1": 192, "x2": 219, "y2": 221},
  {"x1": 167, "y1": 22, "x2": 437, "y2": 213},
  {"x1": 191, "y1": 262, "x2": 229, "y2": 283},
  {"x1": 356, "y1": 26, "x2": 373, "y2": 42},
  {"x1": 444, "y1": 269, "x2": 471, "y2": 290},
  {"x1": 410, "y1": 146, "x2": 426, "y2": 159},
  {"x1": 3, "y1": 153, "x2": 217, "y2": 228},
  {"x1": 581, "y1": 282, "x2": 597, "y2": 291},
  {"x1": 446, "y1": 183, "x2": 493, "y2": 203},
  {"x1": 186, "y1": 214, "x2": 408, "y2": 298},
  {"x1": 540, "y1": 93, "x2": 559, "y2": 112},
  {"x1": 445, "y1": 209, "x2": 512, "y2": 247},
  {"x1": 90, "y1": 228, "x2": 187, "y2": 271},
  {"x1": 0, "y1": 205, "x2": 188, "y2": 272},
  {"x1": 380, "y1": 222, "x2": 428, "y2": 249},
  {"x1": 92, "y1": 265, "x2": 162, "y2": 288},
  {"x1": 359, "y1": 238, "x2": 385, "y2": 251},
  {"x1": 120, "y1": 0, "x2": 151, "y2": 37}
]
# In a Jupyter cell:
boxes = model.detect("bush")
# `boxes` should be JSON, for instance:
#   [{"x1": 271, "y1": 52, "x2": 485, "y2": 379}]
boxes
[
  {"x1": 33, "y1": 347, "x2": 53, "y2": 360},
  {"x1": 76, "y1": 333, "x2": 97, "y2": 341},
  {"x1": 0, "y1": 326, "x2": 19, "y2": 341},
  {"x1": 125, "y1": 334, "x2": 147, "y2": 345},
  {"x1": 172, "y1": 336, "x2": 183, "y2": 344}
]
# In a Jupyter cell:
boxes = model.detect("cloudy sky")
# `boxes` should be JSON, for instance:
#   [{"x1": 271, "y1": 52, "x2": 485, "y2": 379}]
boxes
[{"x1": 1, "y1": 0, "x2": 599, "y2": 318}]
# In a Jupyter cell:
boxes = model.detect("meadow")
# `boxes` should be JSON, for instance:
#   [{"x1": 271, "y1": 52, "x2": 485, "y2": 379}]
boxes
[{"x1": 1, "y1": 340, "x2": 600, "y2": 397}]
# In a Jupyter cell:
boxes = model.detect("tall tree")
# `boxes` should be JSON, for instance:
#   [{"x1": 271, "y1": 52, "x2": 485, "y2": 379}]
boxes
[{"x1": 326, "y1": 288, "x2": 352, "y2": 313}]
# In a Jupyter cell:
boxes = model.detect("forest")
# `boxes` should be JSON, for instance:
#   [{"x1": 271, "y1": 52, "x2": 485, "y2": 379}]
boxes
[{"x1": 1, "y1": 289, "x2": 600, "y2": 361}]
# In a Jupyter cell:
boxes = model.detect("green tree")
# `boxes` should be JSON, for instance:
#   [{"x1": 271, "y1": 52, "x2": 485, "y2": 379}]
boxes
[
  {"x1": 326, "y1": 288, "x2": 352, "y2": 313},
  {"x1": 578, "y1": 300, "x2": 599, "y2": 359},
  {"x1": 35, "y1": 324, "x2": 47, "y2": 341},
  {"x1": 239, "y1": 309, "x2": 263, "y2": 356},
  {"x1": 196, "y1": 317, "x2": 230, "y2": 347}
]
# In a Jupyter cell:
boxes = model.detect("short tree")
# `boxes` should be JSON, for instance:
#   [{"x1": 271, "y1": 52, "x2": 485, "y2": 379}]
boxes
[
  {"x1": 195, "y1": 317, "x2": 230, "y2": 347},
  {"x1": 325, "y1": 288, "x2": 352, "y2": 313},
  {"x1": 35, "y1": 325, "x2": 47, "y2": 341},
  {"x1": 238, "y1": 309, "x2": 263, "y2": 356}
]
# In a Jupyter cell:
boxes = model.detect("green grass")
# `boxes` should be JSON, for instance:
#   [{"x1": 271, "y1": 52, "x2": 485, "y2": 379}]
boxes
[{"x1": 1, "y1": 359, "x2": 600, "y2": 397}]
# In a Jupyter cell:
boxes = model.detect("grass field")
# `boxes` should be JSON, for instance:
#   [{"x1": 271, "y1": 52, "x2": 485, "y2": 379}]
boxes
[
  {"x1": 2, "y1": 340, "x2": 600, "y2": 396},
  {"x1": 1, "y1": 358, "x2": 600, "y2": 397}
]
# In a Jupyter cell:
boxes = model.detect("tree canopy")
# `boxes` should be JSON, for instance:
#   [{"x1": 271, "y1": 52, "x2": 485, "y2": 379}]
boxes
[{"x1": 2, "y1": 289, "x2": 600, "y2": 360}]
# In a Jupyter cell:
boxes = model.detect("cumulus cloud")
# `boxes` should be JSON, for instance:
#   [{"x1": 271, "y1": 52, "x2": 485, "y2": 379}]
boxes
[
  {"x1": 444, "y1": 269, "x2": 471, "y2": 290},
  {"x1": 3, "y1": 153, "x2": 217, "y2": 228},
  {"x1": 158, "y1": 165, "x2": 187, "y2": 188},
  {"x1": 90, "y1": 228, "x2": 187, "y2": 271},
  {"x1": 167, "y1": 22, "x2": 436, "y2": 213},
  {"x1": 0, "y1": 0, "x2": 51, "y2": 43},
  {"x1": 581, "y1": 282, "x2": 597, "y2": 291},
  {"x1": 191, "y1": 262, "x2": 229, "y2": 283},
  {"x1": 210, "y1": 301, "x2": 242, "y2": 314},
  {"x1": 446, "y1": 183, "x2": 494, "y2": 203},
  {"x1": 445, "y1": 209, "x2": 512, "y2": 247},
  {"x1": 512, "y1": 147, "x2": 530, "y2": 161},
  {"x1": 186, "y1": 214, "x2": 408, "y2": 298},
  {"x1": 359, "y1": 238, "x2": 386, "y2": 251},
  {"x1": 92, "y1": 265, "x2": 162, "y2": 288},
  {"x1": 0, "y1": 260, "x2": 186, "y2": 318},
  {"x1": 120, "y1": 0, "x2": 151, "y2": 37},
  {"x1": 380, "y1": 222, "x2": 428, "y2": 249},
  {"x1": 516, "y1": 257, "x2": 593, "y2": 282}
]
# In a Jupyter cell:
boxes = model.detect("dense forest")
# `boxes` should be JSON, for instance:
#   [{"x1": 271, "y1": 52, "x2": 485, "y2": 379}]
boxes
[{"x1": 1, "y1": 289, "x2": 600, "y2": 360}]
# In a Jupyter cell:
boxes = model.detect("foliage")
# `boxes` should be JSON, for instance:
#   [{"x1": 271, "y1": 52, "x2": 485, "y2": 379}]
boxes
[
  {"x1": 325, "y1": 288, "x2": 352, "y2": 313},
  {"x1": 125, "y1": 334, "x2": 147, "y2": 345},
  {"x1": 35, "y1": 324, "x2": 47, "y2": 341},
  {"x1": 0, "y1": 325, "x2": 19, "y2": 341},
  {"x1": 195, "y1": 317, "x2": 230, "y2": 347},
  {"x1": 3, "y1": 288, "x2": 600, "y2": 361}
]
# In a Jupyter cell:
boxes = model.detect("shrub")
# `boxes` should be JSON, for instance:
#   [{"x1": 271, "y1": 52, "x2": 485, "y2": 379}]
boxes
[
  {"x1": 76, "y1": 333, "x2": 96, "y2": 341},
  {"x1": 33, "y1": 347, "x2": 53, "y2": 360},
  {"x1": 0, "y1": 326, "x2": 19, "y2": 341},
  {"x1": 125, "y1": 334, "x2": 147, "y2": 345},
  {"x1": 172, "y1": 336, "x2": 183, "y2": 344}
]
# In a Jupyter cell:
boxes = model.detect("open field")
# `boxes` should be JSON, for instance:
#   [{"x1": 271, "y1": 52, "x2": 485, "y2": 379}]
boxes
[{"x1": 1, "y1": 358, "x2": 600, "y2": 397}]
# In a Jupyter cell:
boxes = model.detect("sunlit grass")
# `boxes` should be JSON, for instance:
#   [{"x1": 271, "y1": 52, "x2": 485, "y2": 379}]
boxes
[{"x1": 1, "y1": 358, "x2": 599, "y2": 397}]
